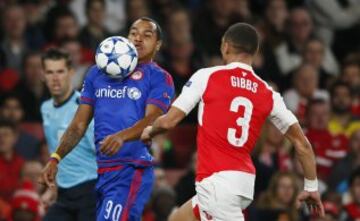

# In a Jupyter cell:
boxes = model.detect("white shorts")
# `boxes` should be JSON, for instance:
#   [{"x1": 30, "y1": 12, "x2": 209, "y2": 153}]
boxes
[{"x1": 191, "y1": 173, "x2": 253, "y2": 221}]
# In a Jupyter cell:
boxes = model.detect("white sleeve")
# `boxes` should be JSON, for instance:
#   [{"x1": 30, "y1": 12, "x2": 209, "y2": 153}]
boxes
[
  {"x1": 172, "y1": 69, "x2": 208, "y2": 115},
  {"x1": 269, "y1": 91, "x2": 298, "y2": 134}
]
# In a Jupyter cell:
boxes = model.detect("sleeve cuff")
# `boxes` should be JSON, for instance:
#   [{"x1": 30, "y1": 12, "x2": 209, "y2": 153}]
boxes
[
  {"x1": 146, "y1": 99, "x2": 169, "y2": 113},
  {"x1": 79, "y1": 96, "x2": 94, "y2": 105}
]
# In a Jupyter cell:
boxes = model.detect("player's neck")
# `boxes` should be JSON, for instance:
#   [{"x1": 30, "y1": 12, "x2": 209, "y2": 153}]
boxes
[
  {"x1": 138, "y1": 57, "x2": 153, "y2": 64},
  {"x1": 224, "y1": 55, "x2": 252, "y2": 66},
  {"x1": 53, "y1": 88, "x2": 74, "y2": 106}
]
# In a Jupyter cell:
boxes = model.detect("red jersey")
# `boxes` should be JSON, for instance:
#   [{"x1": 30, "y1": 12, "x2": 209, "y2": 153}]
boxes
[
  {"x1": 173, "y1": 62, "x2": 297, "y2": 198},
  {"x1": 0, "y1": 154, "x2": 24, "y2": 202},
  {"x1": 305, "y1": 128, "x2": 348, "y2": 180}
]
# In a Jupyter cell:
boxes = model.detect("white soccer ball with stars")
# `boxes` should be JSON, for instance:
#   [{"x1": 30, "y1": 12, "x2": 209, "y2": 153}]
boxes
[{"x1": 95, "y1": 36, "x2": 138, "y2": 79}]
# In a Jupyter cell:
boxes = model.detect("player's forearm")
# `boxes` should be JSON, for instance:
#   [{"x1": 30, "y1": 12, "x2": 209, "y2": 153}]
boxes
[
  {"x1": 55, "y1": 123, "x2": 87, "y2": 158},
  {"x1": 294, "y1": 138, "x2": 317, "y2": 180},
  {"x1": 118, "y1": 114, "x2": 160, "y2": 142}
]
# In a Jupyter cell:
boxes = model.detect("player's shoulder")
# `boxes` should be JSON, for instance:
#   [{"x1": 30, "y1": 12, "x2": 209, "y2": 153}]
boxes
[
  {"x1": 146, "y1": 62, "x2": 174, "y2": 84},
  {"x1": 40, "y1": 98, "x2": 53, "y2": 113},
  {"x1": 84, "y1": 65, "x2": 102, "y2": 80}
]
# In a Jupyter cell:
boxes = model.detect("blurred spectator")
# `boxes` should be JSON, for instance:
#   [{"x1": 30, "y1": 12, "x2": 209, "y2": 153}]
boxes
[
  {"x1": 151, "y1": 187, "x2": 176, "y2": 221},
  {"x1": 60, "y1": 38, "x2": 91, "y2": 90},
  {"x1": 20, "y1": 0, "x2": 46, "y2": 50},
  {"x1": 307, "y1": 0, "x2": 360, "y2": 46},
  {"x1": 233, "y1": 0, "x2": 252, "y2": 22},
  {"x1": 341, "y1": 54, "x2": 360, "y2": 117},
  {"x1": 259, "y1": 0, "x2": 288, "y2": 85},
  {"x1": 253, "y1": 121, "x2": 292, "y2": 195},
  {"x1": 0, "y1": 68, "x2": 20, "y2": 94},
  {"x1": 274, "y1": 7, "x2": 338, "y2": 78},
  {"x1": 44, "y1": 6, "x2": 79, "y2": 47},
  {"x1": 175, "y1": 152, "x2": 196, "y2": 206},
  {"x1": 0, "y1": 5, "x2": 29, "y2": 75},
  {"x1": 328, "y1": 129, "x2": 360, "y2": 192},
  {"x1": 192, "y1": 0, "x2": 242, "y2": 57},
  {"x1": 342, "y1": 167, "x2": 360, "y2": 221},
  {"x1": 10, "y1": 180, "x2": 40, "y2": 221},
  {"x1": 283, "y1": 64, "x2": 329, "y2": 124},
  {"x1": 162, "y1": 7, "x2": 201, "y2": 94},
  {"x1": 0, "y1": 119, "x2": 24, "y2": 203},
  {"x1": 0, "y1": 198, "x2": 11, "y2": 221},
  {"x1": 328, "y1": 81, "x2": 360, "y2": 138},
  {"x1": 79, "y1": 0, "x2": 111, "y2": 52},
  {"x1": 305, "y1": 99, "x2": 348, "y2": 182},
  {"x1": 14, "y1": 52, "x2": 49, "y2": 122},
  {"x1": 122, "y1": 0, "x2": 151, "y2": 33},
  {"x1": 21, "y1": 161, "x2": 43, "y2": 193},
  {"x1": 250, "y1": 171, "x2": 301, "y2": 221},
  {"x1": 70, "y1": 0, "x2": 126, "y2": 33},
  {"x1": 302, "y1": 38, "x2": 335, "y2": 88},
  {"x1": 0, "y1": 94, "x2": 40, "y2": 160}
]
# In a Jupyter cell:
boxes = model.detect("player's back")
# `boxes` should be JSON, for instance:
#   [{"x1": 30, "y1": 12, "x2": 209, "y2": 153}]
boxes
[
  {"x1": 172, "y1": 61, "x2": 296, "y2": 198},
  {"x1": 196, "y1": 62, "x2": 274, "y2": 180}
]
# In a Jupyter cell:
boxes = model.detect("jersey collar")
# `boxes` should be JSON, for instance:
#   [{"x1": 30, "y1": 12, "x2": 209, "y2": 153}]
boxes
[
  {"x1": 53, "y1": 91, "x2": 75, "y2": 108},
  {"x1": 227, "y1": 62, "x2": 253, "y2": 72}
]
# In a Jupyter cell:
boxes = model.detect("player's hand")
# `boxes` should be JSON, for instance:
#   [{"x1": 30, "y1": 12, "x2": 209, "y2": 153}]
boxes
[
  {"x1": 38, "y1": 160, "x2": 58, "y2": 189},
  {"x1": 140, "y1": 126, "x2": 153, "y2": 144},
  {"x1": 100, "y1": 133, "x2": 124, "y2": 156},
  {"x1": 296, "y1": 190, "x2": 325, "y2": 218},
  {"x1": 41, "y1": 187, "x2": 57, "y2": 210}
]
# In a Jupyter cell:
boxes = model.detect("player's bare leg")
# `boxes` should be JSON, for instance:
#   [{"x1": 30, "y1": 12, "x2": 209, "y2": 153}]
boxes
[{"x1": 168, "y1": 199, "x2": 198, "y2": 221}]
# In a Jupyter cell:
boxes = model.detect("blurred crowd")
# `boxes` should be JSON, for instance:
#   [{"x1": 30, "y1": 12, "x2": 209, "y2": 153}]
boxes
[{"x1": 0, "y1": 0, "x2": 360, "y2": 221}]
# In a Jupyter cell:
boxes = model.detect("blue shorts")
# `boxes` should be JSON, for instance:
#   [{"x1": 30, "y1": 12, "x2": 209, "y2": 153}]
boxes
[{"x1": 95, "y1": 165, "x2": 154, "y2": 221}]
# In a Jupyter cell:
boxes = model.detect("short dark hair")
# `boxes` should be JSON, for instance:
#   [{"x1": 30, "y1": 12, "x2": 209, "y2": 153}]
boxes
[
  {"x1": 0, "y1": 119, "x2": 17, "y2": 132},
  {"x1": 223, "y1": 23, "x2": 260, "y2": 55},
  {"x1": 137, "y1": 17, "x2": 163, "y2": 41},
  {"x1": 41, "y1": 48, "x2": 72, "y2": 69},
  {"x1": 330, "y1": 81, "x2": 352, "y2": 97},
  {"x1": 0, "y1": 93, "x2": 22, "y2": 108}
]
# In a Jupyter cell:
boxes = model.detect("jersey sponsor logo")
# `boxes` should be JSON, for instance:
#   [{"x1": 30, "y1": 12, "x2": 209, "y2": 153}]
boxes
[
  {"x1": 130, "y1": 71, "x2": 143, "y2": 80},
  {"x1": 95, "y1": 86, "x2": 127, "y2": 98},
  {"x1": 95, "y1": 86, "x2": 142, "y2": 100},
  {"x1": 127, "y1": 87, "x2": 142, "y2": 100}
]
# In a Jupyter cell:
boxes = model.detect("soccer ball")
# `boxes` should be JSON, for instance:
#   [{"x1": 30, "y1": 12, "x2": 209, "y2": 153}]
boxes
[{"x1": 95, "y1": 36, "x2": 138, "y2": 79}]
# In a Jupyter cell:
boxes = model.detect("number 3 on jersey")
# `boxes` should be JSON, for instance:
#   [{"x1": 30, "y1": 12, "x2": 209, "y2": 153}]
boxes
[{"x1": 227, "y1": 97, "x2": 253, "y2": 147}]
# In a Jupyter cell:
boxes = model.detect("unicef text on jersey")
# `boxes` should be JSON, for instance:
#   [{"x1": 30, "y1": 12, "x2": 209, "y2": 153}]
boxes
[{"x1": 95, "y1": 86, "x2": 142, "y2": 100}]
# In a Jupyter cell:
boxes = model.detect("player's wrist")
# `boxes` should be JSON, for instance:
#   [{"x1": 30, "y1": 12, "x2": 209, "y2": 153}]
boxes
[
  {"x1": 304, "y1": 178, "x2": 318, "y2": 192},
  {"x1": 49, "y1": 152, "x2": 62, "y2": 164}
]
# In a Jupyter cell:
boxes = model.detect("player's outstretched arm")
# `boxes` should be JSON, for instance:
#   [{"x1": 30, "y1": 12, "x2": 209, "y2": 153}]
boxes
[
  {"x1": 99, "y1": 104, "x2": 165, "y2": 156},
  {"x1": 39, "y1": 104, "x2": 93, "y2": 188},
  {"x1": 141, "y1": 106, "x2": 186, "y2": 142},
  {"x1": 285, "y1": 123, "x2": 325, "y2": 217}
]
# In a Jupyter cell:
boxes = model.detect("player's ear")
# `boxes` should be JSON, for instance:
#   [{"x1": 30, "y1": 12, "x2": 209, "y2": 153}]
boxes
[
  {"x1": 68, "y1": 67, "x2": 75, "y2": 77},
  {"x1": 156, "y1": 40, "x2": 162, "y2": 51},
  {"x1": 220, "y1": 40, "x2": 229, "y2": 56}
]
